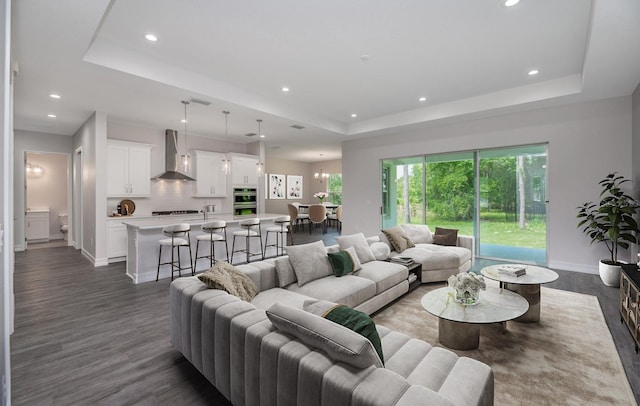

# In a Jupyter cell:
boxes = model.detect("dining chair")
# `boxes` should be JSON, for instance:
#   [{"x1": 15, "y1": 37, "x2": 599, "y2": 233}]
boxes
[
  {"x1": 308, "y1": 204, "x2": 327, "y2": 234},
  {"x1": 287, "y1": 203, "x2": 310, "y2": 232},
  {"x1": 327, "y1": 205, "x2": 342, "y2": 232}
]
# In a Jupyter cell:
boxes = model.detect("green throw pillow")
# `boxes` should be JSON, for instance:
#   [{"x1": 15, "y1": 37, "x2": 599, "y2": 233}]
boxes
[
  {"x1": 322, "y1": 305, "x2": 384, "y2": 365},
  {"x1": 327, "y1": 251, "x2": 355, "y2": 277}
]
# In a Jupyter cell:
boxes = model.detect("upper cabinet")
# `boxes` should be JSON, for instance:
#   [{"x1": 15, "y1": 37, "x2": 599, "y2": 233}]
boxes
[
  {"x1": 193, "y1": 150, "x2": 227, "y2": 197},
  {"x1": 107, "y1": 140, "x2": 152, "y2": 197},
  {"x1": 230, "y1": 154, "x2": 259, "y2": 187}
]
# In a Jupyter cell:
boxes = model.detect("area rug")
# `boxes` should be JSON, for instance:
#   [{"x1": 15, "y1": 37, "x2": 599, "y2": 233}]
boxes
[{"x1": 373, "y1": 282, "x2": 636, "y2": 405}]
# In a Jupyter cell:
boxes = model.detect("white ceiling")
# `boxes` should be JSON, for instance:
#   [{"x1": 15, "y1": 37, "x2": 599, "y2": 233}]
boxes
[{"x1": 11, "y1": 0, "x2": 640, "y2": 162}]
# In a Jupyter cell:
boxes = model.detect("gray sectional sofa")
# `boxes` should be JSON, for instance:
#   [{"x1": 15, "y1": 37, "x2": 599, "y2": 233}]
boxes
[{"x1": 169, "y1": 235, "x2": 492, "y2": 406}]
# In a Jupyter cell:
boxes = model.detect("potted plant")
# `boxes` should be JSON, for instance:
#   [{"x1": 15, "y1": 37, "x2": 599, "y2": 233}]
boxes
[{"x1": 577, "y1": 172, "x2": 640, "y2": 287}]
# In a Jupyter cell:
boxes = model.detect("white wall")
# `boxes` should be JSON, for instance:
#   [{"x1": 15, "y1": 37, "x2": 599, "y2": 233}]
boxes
[
  {"x1": 342, "y1": 96, "x2": 633, "y2": 274},
  {"x1": 73, "y1": 112, "x2": 103, "y2": 264}
]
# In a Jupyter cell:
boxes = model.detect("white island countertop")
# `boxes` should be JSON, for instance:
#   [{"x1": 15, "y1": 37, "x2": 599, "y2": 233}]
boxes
[
  {"x1": 121, "y1": 213, "x2": 286, "y2": 230},
  {"x1": 122, "y1": 213, "x2": 289, "y2": 284}
]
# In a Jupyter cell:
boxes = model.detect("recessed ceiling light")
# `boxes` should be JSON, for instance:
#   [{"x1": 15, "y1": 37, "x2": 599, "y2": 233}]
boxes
[
  {"x1": 419, "y1": 97, "x2": 427, "y2": 102},
  {"x1": 281, "y1": 87, "x2": 290, "y2": 92},
  {"x1": 49, "y1": 93, "x2": 61, "y2": 99},
  {"x1": 504, "y1": 0, "x2": 520, "y2": 7},
  {"x1": 47, "y1": 114, "x2": 56, "y2": 118},
  {"x1": 180, "y1": 119, "x2": 187, "y2": 123},
  {"x1": 351, "y1": 113, "x2": 357, "y2": 118},
  {"x1": 528, "y1": 69, "x2": 539, "y2": 76},
  {"x1": 145, "y1": 33, "x2": 158, "y2": 42},
  {"x1": 260, "y1": 134, "x2": 266, "y2": 138}
]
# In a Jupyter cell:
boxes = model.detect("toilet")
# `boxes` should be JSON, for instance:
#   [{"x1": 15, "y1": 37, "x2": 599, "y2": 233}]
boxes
[{"x1": 59, "y1": 212, "x2": 68, "y2": 240}]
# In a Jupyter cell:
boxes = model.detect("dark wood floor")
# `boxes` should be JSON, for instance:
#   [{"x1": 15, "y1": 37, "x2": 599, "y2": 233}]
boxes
[{"x1": 10, "y1": 227, "x2": 640, "y2": 404}]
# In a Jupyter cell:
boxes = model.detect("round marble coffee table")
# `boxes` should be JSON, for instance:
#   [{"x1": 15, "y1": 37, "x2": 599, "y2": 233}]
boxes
[
  {"x1": 481, "y1": 264, "x2": 559, "y2": 323},
  {"x1": 421, "y1": 286, "x2": 529, "y2": 350}
]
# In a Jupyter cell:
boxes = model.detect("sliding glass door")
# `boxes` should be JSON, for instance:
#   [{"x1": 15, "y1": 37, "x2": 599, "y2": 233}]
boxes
[
  {"x1": 381, "y1": 144, "x2": 548, "y2": 265},
  {"x1": 477, "y1": 145, "x2": 547, "y2": 264}
]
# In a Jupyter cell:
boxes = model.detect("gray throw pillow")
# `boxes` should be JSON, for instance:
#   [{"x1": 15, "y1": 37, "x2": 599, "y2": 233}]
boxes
[
  {"x1": 274, "y1": 256, "x2": 297, "y2": 287},
  {"x1": 433, "y1": 227, "x2": 458, "y2": 246},
  {"x1": 285, "y1": 240, "x2": 332, "y2": 286},
  {"x1": 267, "y1": 302, "x2": 384, "y2": 369},
  {"x1": 335, "y1": 233, "x2": 376, "y2": 263}
]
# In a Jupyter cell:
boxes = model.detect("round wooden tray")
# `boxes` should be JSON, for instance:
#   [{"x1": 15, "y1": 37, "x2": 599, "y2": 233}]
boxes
[{"x1": 119, "y1": 199, "x2": 135, "y2": 215}]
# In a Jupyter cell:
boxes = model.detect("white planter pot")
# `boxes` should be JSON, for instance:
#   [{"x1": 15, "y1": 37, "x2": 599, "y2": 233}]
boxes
[{"x1": 599, "y1": 261, "x2": 622, "y2": 287}]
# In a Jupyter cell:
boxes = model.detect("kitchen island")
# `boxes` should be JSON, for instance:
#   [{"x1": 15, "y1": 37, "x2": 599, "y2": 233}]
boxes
[{"x1": 123, "y1": 213, "x2": 287, "y2": 283}]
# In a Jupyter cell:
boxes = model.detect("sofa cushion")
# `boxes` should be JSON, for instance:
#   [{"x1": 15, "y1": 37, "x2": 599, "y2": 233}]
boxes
[
  {"x1": 251, "y1": 287, "x2": 316, "y2": 310},
  {"x1": 382, "y1": 226, "x2": 415, "y2": 253},
  {"x1": 345, "y1": 246, "x2": 363, "y2": 271},
  {"x1": 274, "y1": 256, "x2": 297, "y2": 287},
  {"x1": 266, "y1": 302, "x2": 384, "y2": 369},
  {"x1": 370, "y1": 242, "x2": 391, "y2": 260},
  {"x1": 354, "y1": 261, "x2": 409, "y2": 294},
  {"x1": 400, "y1": 224, "x2": 433, "y2": 244},
  {"x1": 336, "y1": 233, "x2": 376, "y2": 263},
  {"x1": 304, "y1": 300, "x2": 384, "y2": 365},
  {"x1": 433, "y1": 227, "x2": 458, "y2": 246},
  {"x1": 285, "y1": 241, "x2": 333, "y2": 286},
  {"x1": 287, "y1": 274, "x2": 377, "y2": 308},
  {"x1": 197, "y1": 261, "x2": 258, "y2": 302}
]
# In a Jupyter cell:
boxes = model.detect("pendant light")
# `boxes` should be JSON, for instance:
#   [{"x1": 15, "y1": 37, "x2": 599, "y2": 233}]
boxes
[
  {"x1": 221, "y1": 110, "x2": 231, "y2": 175},
  {"x1": 180, "y1": 100, "x2": 191, "y2": 174},
  {"x1": 256, "y1": 119, "x2": 265, "y2": 176}
]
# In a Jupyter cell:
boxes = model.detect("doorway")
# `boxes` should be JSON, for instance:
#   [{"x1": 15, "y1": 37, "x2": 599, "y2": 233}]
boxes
[{"x1": 24, "y1": 151, "x2": 71, "y2": 249}]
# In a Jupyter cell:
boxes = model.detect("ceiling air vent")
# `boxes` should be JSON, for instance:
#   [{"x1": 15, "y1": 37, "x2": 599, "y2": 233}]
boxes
[
  {"x1": 189, "y1": 98, "x2": 211, "y2": 106},
  {"x1": 245, "y1": 132, "x2": 257, "y2": 137},
  {"x1": 290, "y1": 124, "x2": 305, "y2": 130}
]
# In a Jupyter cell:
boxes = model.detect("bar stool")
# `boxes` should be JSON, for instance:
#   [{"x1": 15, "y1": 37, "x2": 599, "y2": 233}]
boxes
[
  {"x1": 156, "y1": 223, "x2": 193, "y2": 281},
  {"x1": 194, "y1": 220, "x2": 229, "y2": 271},
  {"x1": 231, "y1": 218, "x2": 264, "y2": 264},
  {"x1": 263, "y1": 215, "x2": 293, "y2": 258}
]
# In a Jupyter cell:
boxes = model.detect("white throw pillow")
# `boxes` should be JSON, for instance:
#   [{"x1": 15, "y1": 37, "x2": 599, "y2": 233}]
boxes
[
  {"x1": 285, "y1": 240, "x2": 332, "y2": 286},
  {"x1": 336, "y1": 233, "x2": 376, "y2": 263},
  {"x1": 400, "y1": 224, "x2": 433, "y2": 244},
  {"x1": 344, "y1": 246, "x2": 363, "y2": 271},
  {"x1": 370, "y1": 242, "x2": 391, "y2": 261}
]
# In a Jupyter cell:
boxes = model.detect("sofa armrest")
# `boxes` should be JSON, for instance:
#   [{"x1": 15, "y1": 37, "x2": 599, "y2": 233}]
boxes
[{"x1": 457, "y1": 235, "x2": 474, "y2": 264}]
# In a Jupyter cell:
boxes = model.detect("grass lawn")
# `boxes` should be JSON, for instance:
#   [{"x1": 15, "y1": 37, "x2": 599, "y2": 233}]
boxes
[{"x1": 406, "y1": 211, "x2": 546, "y2": 249}]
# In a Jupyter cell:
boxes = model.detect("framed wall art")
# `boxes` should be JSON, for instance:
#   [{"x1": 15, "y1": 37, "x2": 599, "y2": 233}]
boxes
[
  {"x1": 269, "y1": 173, "x2": 286, "y2": 199},
  {"x1": 287, "y1": 175, "x2": 303, "y2": 199}
]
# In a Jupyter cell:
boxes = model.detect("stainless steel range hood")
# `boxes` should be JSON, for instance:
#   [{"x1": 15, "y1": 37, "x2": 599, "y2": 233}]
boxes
[{"x1": 152, "y1": 129, "x2": 196, "y2": 181}]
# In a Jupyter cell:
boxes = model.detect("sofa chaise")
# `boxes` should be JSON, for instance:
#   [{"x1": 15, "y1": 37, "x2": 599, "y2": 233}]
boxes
[{"x1": 373, "y1": 224, "x2": 474, "y2": 283}]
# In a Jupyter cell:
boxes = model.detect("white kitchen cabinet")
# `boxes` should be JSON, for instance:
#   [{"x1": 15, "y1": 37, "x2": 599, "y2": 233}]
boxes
[
  {"x1": 230, "y1": 154, "x2": 259, "y2": 187},
  {"x1": 26, "y1": 210, "x2": 50, "y2": 241},
  {"x1": 107, "y1": 220, "x2": 127, "y2": 260},
  {"x1": 193, "y1": 150, "x2": 227, "y2": 197},
  {"x1": 107, "y1": 140, "x2": 152, "y2": 197}
]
